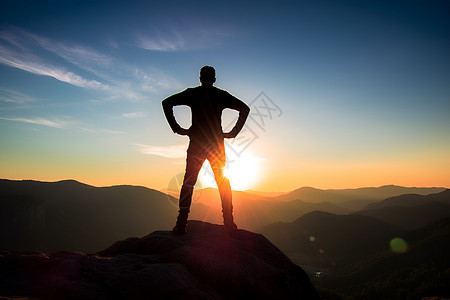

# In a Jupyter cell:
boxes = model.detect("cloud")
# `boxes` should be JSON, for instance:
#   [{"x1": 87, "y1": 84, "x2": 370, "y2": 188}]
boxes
[
  {"x1": 137, "y1": 33, "x2": 187, "y2": 51},
  {"x1": 78, "y1": 126, "x2": 124, "y2": 134},
  {"x1": 122, "y1": 112, "x2": 146, "y2": 118},
  {"x1": 135, "y1": 143, "x2": 187, "y2": 158},
  {"x1": 0, "y1": 88, "x2": 37, "y2": 104},
  {"x1": 0, "y1": 117, "x2": 66, "y2": 128},
  {"x1": 0, "y1": 44, "x2": 108, "y2": 90},
  {"x1": 0, "y1": 27, "x2": 183, "y2": 101},
  {"x1": 136, "y1": 28, "x2": 231, "y2": 52},
  {"x1": 100, "y1": 128, "x2": 124, "y2": 134},
  {"x1": 22, "y1": 30, "x2": 115, "y2": 80},
  {"x1": 1, "y1": 114, "x2": 123, "y2": 133}
]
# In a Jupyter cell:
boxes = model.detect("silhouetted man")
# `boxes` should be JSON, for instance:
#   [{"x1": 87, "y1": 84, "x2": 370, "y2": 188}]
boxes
[{"x1": 162, "y1": 66, "x2": 250, "y2": 234}]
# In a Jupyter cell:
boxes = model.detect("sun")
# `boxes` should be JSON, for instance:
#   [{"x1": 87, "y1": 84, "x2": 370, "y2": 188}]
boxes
[
  {"x1": 198, "y1": 149, "x2": 263, "y2": 191},
  {"x1": 223, "y1": 152, "x2": 262, "y2": 191}
]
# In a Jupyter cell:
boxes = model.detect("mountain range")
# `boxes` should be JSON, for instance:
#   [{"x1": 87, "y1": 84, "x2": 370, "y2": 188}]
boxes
[
  {"x1": 1, "y1": 179, "x2": 448, "y2": 252},
  {"x1": 276, "y1": 185, "x2": 445, "y2": 210},
  {"x1": 258, "y1": 189, "x2": 450, "y2": 299},
  {"x1": 1, "y1": 178, "x2": 449, "y2": 299}
]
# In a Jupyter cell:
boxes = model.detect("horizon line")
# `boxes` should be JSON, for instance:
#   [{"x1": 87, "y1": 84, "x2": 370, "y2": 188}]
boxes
[{"x1": 1, "y1": 177, "x2": 448, "y2": 194}]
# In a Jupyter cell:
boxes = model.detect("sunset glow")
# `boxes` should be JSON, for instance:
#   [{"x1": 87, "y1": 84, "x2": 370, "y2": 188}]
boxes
[
  {"x1": 223, "y1": 153, "x2": 262, "y2": 191},
  {"x1": 0, "y1": 1, "x2": 449, "y2": 192}
]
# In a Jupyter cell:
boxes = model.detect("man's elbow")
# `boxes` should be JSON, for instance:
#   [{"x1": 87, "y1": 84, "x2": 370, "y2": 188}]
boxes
[
  {"x1": 162, "y1": 98, "x2": 172, "y2": 111},
  {"x1": 242, "y1": 105, "x2": 250, "y2": 116}
]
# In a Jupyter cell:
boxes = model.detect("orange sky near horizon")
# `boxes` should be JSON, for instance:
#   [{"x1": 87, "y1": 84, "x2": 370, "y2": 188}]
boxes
[
  {"x1": 1, "y1": 1, "x2": 450, "y2": 194},
  {"x1": 1, "y1": 147, "x2": 449, "y2": 192}
]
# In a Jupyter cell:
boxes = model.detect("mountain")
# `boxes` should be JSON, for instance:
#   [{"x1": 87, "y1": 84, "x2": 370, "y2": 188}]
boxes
[
  {"x1": 260, "y1": 211, "x2": 404, "y2": 266},
  {"x1": 242, "y1": 189, "x2": 287, "y2": 197},
  {"x1": 0, "y1": 221, "x2": 320, "y2": 300},
  {"x1": 317, "y1": 217, "x2": 450, "y2": 299},
  {"x1": 0, "y1": 179, "x2": 178, "y2": 252},
  {"x1": 364, "y1": 189, "x2": 450, "y2": 210},
  {"x1": 0, "y1": 179, "x2": 348, "y2": 252},
  {"x1": 277, "y1": 185, "x2": 446, "y2": 211},
  {"x1": 270, "y1": 199, "x2": 350, "y2": 223},
  {"x1": 356, "y1": 200, "x2": 450, "y2": 230}
]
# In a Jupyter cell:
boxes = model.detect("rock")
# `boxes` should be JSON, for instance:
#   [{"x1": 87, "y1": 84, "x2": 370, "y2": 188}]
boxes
[{"x1": 0, "y1": 221, "x2": 319, "y2": 299}]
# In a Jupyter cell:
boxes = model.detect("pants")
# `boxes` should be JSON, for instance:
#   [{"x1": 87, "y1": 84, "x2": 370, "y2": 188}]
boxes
[{"x1": 178, "y1": 146, "x2": 232, "y2": 218}]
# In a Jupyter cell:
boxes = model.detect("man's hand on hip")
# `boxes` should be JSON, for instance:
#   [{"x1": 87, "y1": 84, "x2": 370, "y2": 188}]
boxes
[
  {"x1": 222, "y1": 132, "x2": 236, "y2": 139},
  {"x1": 176, "y1": 128, "x2": 190, "y2": 136}
]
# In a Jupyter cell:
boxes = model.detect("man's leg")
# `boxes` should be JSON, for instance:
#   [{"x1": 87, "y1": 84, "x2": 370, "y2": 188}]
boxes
[
  {"x1": 210, "y1": 152, "x2": 237, "y2": 232},
  {"x1": 173, "y1": 152, "x2": 205, "y2": 234}
]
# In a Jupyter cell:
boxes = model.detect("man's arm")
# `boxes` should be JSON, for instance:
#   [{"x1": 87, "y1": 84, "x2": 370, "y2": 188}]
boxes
[
  {"x1": 223, "y1": 92, "x2": 250, "y2": 139},
  {"x1": 162, "y1": 89, "x2": 190, "y2": 135}
]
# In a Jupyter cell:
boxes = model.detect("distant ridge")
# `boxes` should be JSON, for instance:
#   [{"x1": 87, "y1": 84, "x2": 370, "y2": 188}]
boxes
[
  {"x1": 0, "y1": 178, "x2": 156, "y2": 189},
  {"x1": 2, "y1": 178, "x2": 92, "y2": 186},
  {"x1": 364, "y1": 189, "x2": 450, "y2": 210},
  {"x1": 276, "y1": 185, "x2": 446, "y2": 211},
  {"x1": 356, "y1": 189, "x2": 450, "y2": 230},
  {"x1": 358, "y1": 201, "x2": 450, "y2": 230}
]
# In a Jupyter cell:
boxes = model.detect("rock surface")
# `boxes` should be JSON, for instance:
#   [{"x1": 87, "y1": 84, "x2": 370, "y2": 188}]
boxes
[{"x1": 0, "y1": 221, "x2": 319, "y2": 299}]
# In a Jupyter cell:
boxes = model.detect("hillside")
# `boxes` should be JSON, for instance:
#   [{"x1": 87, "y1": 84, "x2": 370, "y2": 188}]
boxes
[
  {"x1": 317, "y1": 217, "x2": 450, "y2": 299},
  {"x1": 260, "y1": 211, "x2": 404, "y2": 266},
  {"x1": 0, "y1": 179, "x2": 178, "y2": 252},
  {"x1": 364, "y1": 189, "x2": 450, "y2": 210},
  {"x1": 277, "y1": 185, "x2": 446, "y2": 211},
  {"x1": 356, "y1": 200, "x2": 450, "y2": 230}
]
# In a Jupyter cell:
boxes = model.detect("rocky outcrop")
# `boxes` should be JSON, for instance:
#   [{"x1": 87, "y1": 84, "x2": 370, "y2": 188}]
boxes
[{"x1": 0, "y1": 221, "x2": 319, "y2": 299}]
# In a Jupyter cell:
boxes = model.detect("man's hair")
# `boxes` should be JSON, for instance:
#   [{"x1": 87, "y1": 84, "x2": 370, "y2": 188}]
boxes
[{"x1": 200, "y1": 66, "x2": 215, "y2": 83}]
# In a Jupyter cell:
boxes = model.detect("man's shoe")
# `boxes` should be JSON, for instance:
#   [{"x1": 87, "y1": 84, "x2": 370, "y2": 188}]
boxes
[
  {"x1": 172, "y1": 224, "x2": 187, "y2": 235},
  {"x1": 224, "y1": 222, "x2": 237, "y2": 234},
  {"x1": 173, "y1": 210, "x2": 189, "y2": 235}
]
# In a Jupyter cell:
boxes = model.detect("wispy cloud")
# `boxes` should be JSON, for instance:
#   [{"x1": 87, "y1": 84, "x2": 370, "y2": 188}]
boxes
[
  {"x1": 0, "y1": 87, "x2": 37, "y2": 104},
  {"x1": 122, "y1": 112, "x2": 146, "y2": 118},
  {"x1": 78, "y1": 126, "x2": 124, "y2": 134},
  {"x1": 1, "y1": 115, "x2": 125, "y2": 133},
  {"x1": 136, "y1": 28, "x2": 231, "y2": 52},
  {"x1": 0, "y1": 27, "x2": 183, "y2": 101},
  {"x1": 134, "y1": 143, "x2": 187, "y2": 158},
  {"x1": 0, "y1": 117, "x2": 67, "y2": 128},
  {"x1": 22, "y1": 30, "x2": 115, "y2": 81},
  {"x1": 137, "y1": 32, "x2": 187, "y2": 51},
  {"x1": 0, "y1": 45, "x2": 107, "y2": 90},
  {"x1": 100, "y1": 128, "x2": 124, "y2": 134}
]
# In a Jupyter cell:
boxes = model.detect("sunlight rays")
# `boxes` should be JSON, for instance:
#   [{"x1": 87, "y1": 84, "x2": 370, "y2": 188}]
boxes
[{"x1": 198, "y1": 148, "x2": 264, "y2": 191}]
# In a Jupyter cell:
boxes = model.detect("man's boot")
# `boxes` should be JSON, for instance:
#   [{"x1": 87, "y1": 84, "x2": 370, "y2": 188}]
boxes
[
  {"x1": 173, "y1": 210, "x2": 189, "y2": 235},
  {"x1": 223, "y1": 211, "x2": 237, "y2": 233}
]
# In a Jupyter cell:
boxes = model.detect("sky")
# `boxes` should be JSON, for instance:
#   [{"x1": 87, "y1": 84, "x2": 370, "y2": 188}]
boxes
[{"x1": 0, "y1": 0, "x2": 449, "y2": 192}]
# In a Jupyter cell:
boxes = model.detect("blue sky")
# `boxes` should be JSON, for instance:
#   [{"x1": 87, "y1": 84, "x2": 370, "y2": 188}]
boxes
[{"x1": 1, "y1": 0, "x2": 449, "y2": 191}]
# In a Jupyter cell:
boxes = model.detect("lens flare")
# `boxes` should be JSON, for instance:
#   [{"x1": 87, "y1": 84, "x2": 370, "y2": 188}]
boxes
[
  {"x1": 390, "y1": 237, "x2": 408, "y2": 253},
  {"x1": 197, "y1": 150, "x2": 263, "y2": 191}
]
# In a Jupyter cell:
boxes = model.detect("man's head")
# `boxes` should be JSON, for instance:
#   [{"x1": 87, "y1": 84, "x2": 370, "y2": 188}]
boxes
[{"x1": 200, "y1": 66, "x2": 216, "y2": 86}]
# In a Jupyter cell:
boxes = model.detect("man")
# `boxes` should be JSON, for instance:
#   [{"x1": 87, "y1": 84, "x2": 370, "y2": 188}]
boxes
[{"x1": 162, "y1": 66, "x2": 250, "y2": 234}]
